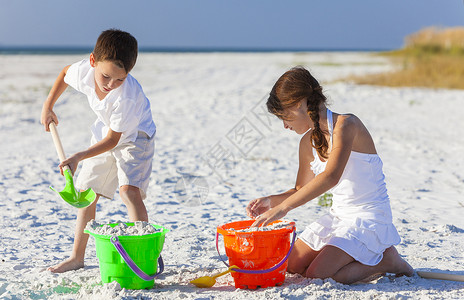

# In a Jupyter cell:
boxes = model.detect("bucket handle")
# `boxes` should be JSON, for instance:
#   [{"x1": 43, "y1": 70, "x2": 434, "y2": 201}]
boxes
[
  {"x1": 110, "y1": 236, "x2": 164, "y2": 281},
  {"x1": 215, "y1": 226, "x2": 297, "y2": 274}
]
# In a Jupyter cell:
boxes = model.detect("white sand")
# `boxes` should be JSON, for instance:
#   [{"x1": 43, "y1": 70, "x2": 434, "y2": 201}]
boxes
[
  {"x1": 231, "y1": 221, "x2": 293, "y2": 232},
  {"x1": 84, "y1": 220, "x2": 163, "y2": 236},
  {"x1": 1, "y1": 52, "x2": 464, "y2": 299}
]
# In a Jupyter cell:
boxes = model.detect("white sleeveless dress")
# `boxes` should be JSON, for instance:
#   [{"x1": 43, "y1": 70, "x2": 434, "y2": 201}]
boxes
[{"x1": 299, "y1": 109, "x2": 400, "y2": 266}]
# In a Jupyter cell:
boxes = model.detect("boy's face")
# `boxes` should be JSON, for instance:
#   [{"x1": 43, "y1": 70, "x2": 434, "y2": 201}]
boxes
[{"x1": 90, "y1": 53, "x2": 127, "y2": 97}]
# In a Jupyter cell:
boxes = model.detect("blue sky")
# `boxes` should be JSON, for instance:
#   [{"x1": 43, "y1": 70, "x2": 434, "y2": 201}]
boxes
[{"x1": 1, "y1": 0, "x2": 463, "y2": 50}]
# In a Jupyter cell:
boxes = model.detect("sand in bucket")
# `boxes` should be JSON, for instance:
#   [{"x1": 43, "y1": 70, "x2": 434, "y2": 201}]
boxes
[
  {"x1": 85, "y1": 220, "x2": 169, "y2": 290},
  {"x1": 217, "y1": 220, "x2": 296, "y2": 289}
]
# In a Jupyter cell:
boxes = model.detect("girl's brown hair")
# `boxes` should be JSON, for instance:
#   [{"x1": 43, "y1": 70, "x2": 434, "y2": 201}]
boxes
[{"x1": 267, "y1": 66, "x2": 329, "y2": 159}]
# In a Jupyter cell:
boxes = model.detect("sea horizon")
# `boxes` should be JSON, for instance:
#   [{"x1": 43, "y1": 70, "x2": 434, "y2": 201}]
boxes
[{"x1": 0, "y1": 45, "x2": 393, "y2": 55}]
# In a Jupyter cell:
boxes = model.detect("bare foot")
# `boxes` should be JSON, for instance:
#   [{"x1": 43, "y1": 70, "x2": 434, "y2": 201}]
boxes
[
  {"x1": 381, "y1": 246, "x2": 414, "y2": 277},
  {"x1": 47, "y1": 257, "x2": 84, "y2": 273}
]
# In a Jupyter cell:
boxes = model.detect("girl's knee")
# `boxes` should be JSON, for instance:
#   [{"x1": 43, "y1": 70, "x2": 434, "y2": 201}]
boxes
[
  {"x1": 305, "y1": 266, "x2": 330, "y2": 280},
  {"x1": 286, "y1": 239, "x2": 319, "y2": 275},
  {"x1": 303, "y1": 246, "x2": 354, "y2": 281},
  {"x1": 305, "y1": 267, "x2": 346, "y2": 282},
  {"x1": 287, "y1": 260, "x2": 306, "y2": 275},
  {"x1": 286, "y1": 244, "x2": 311, "y2": 275}
]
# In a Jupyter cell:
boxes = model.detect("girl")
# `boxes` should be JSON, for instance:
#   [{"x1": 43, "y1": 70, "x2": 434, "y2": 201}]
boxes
[{"x1": 246, "y1": 67, "x2": 413, "y2": 284}]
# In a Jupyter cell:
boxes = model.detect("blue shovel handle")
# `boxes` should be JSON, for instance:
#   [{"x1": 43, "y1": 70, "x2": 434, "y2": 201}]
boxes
[{"x1": 110, "y1": 236, "x2": 164, "y2": 281}]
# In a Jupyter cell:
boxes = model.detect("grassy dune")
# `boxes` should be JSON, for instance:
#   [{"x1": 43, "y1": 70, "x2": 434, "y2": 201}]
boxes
[{"x1": 349, "y1": 27, "x2": 464, "y2": 90}]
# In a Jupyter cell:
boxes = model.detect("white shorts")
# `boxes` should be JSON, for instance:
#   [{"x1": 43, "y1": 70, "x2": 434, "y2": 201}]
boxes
[{"x1": 76, "y1": 131, "x2": 155, "y2": 200}]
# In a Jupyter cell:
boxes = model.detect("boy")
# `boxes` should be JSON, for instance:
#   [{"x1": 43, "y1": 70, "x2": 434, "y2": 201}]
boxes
[{"x1": 41, "y1": 29, "x2": 156, "y2": 273}]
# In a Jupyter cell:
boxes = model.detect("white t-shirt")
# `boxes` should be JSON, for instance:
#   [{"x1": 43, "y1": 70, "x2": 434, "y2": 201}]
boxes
[{"x1": 64, "y1": 59, "x2": 156, "y2": 145}]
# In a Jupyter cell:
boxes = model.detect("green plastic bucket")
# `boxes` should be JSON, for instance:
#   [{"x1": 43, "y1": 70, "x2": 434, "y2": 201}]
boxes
[{"x1": 85, "y1": 222, "x2": 169, "y2": 290}]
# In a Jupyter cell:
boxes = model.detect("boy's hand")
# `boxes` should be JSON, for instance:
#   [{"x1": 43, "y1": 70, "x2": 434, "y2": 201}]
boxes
[
  {"x1": 41, "y1": 64, "x2": 70, "y2": 131},
  {"x1": 246, "y1": 197, "x2": 271, "y2": 219},
  {"x1": 58, "y1": 152, "x2": 85, "y2": 176},
  {"x1": 40, "y1": 108, "x2": 58, "y2": 132}
]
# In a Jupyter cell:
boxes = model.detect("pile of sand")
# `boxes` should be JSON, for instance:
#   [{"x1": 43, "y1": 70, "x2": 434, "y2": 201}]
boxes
[{"x1": 85, "y1": 220, "x2": 163, "y2": 236}]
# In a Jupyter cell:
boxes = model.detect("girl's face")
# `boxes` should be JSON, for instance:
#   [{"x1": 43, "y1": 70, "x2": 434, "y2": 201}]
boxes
[
  {"x1": 281, "y1": 100, "x2": 312, "y2": 134},
  {"x1": 90, "y1": 53, "x2": 127, "y2": 99}
]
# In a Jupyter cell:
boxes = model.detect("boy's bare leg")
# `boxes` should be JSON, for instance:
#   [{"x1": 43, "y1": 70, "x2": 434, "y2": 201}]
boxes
[
  {"x1": 48, "y1": 195, "x2": 100, "y2": 273},
  {"x1": 120, "y1": 185, "x2": 148, "y2": 222}
]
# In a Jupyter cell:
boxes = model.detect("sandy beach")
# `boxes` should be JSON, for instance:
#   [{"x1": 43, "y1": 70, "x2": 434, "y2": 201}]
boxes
[{"x1": 1, "y1": 51, "x2": 464, "y2": 299}]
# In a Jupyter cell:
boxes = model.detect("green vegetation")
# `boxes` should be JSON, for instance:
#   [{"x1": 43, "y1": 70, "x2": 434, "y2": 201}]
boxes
[
  {"x1": 349, "y1": 27, "x2": 464, "y2": 90},
  {"x1": 318, "y1": 192, "x2": 333, "y2": 207}
]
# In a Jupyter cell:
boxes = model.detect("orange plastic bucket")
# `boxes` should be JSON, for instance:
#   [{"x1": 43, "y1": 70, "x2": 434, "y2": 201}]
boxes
[{"x1": 216, "y1": 220, "x2": 296, "y2": 289}]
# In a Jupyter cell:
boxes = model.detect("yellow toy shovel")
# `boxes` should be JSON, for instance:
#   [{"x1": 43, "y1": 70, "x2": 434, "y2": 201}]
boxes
[
  {"x1": 190, "y1": 265, "x2": 237, "y2": 288},
  {"x1": 49, "y1": 122, "x2": 96, "y2": 208}
]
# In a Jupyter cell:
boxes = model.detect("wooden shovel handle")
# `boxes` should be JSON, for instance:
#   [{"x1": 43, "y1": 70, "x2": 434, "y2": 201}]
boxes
[
  {"x1": 417, "y1": 271, "x2": 464, "y2": 282},
  {"x1": 49, "y1": 122, "x2": 71, "y2": 172}
]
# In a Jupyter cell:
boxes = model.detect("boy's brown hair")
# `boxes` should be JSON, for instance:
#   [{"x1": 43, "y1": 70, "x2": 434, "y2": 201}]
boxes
[{"x1": 93, "y1": 29, "x2": 138, "y2": 73}]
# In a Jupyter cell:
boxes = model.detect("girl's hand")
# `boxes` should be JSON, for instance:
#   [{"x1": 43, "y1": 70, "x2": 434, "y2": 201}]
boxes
[
  {"x1": 251, "y1": 204, "x2": 289, "y2": 227},
  {"x1": 58, "y1": 152, "x2": 85, "y2": 176},
  {"x1": 246, "y1": 197, "x2": 271, "y2": 218}
]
